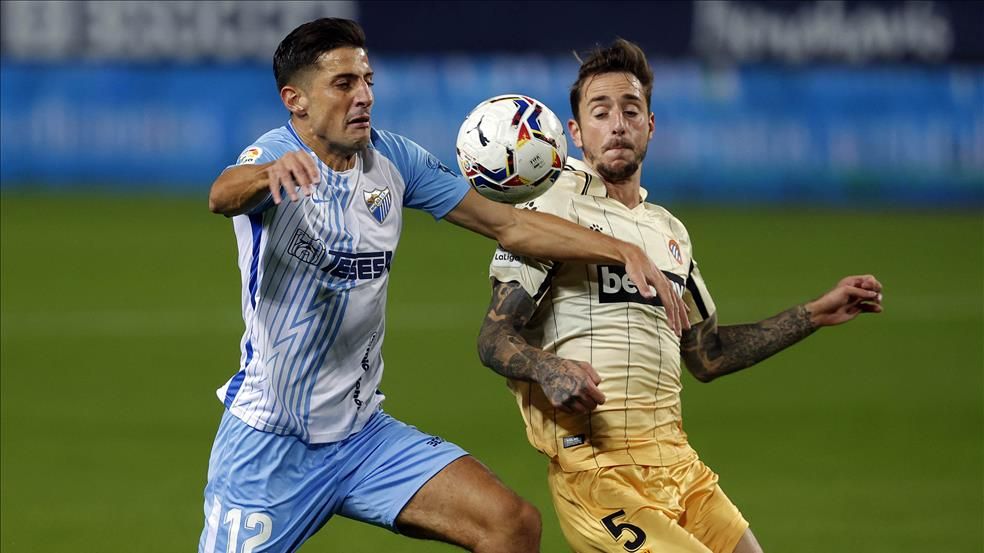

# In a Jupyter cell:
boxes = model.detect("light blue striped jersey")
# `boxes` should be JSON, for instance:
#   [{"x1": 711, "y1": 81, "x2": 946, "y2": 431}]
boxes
[{"x1": 217, "y1": 122, "x2": 469, "y2": 443}]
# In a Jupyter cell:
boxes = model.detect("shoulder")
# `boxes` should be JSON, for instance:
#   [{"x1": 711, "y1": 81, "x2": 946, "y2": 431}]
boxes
[
  {"x1": 368, "y1": 128, "x2": 450, "y2": 176},
  {"x1": 251, "y1": 127, "x2": 297, "y2": 151},
  {"x1": 559, "y1": 159, "x2": 600, "y2": 195},
  {"x1": 515, "y1": 167, "x2": 583, "y2": 217},
  {"x1": 516, "y1": 158, "x2": 595, "y2": 216},
  {"x1": 369, "y1": 128, "x2": 426, "y2": 160},
  {"x1": 369, "y1": 128, "x2": 463, "y2": 193},
  {"x1": 237, "y1": 127, "x2": 297, "y2": 164},
  {"x1": 369, "y1": 127, "x2": 401, "y2": 148},
  {"x1": 645, "y1": 201, "x2": 693, "y2": 246}
]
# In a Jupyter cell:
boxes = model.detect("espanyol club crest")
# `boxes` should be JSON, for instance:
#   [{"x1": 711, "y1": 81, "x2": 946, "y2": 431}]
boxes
[
  {"x1": 667, "y1": 239, "x2": 683, "y2": 265},
  {"x1": 363, "y1": 188, "x2": 392, "y2": 223}
]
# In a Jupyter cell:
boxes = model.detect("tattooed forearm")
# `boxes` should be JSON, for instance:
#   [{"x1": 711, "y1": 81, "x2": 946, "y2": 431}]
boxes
[
  {"x1": 680, "y1": 305, "x2": 817, "y2": 382},
  {"x1": 477, "y1": 281, "x2": 585, "y2": 407}
]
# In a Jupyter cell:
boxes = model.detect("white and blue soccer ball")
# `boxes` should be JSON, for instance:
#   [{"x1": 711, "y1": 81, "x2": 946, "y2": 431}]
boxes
[{"x1": 455, "y1": 94, "x2": 568, "y2": 204}]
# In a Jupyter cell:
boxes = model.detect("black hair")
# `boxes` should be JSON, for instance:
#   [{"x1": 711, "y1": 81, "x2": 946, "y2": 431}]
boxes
[{"x1": 273, "y1": 18, "x2": 366, "y2": 90}]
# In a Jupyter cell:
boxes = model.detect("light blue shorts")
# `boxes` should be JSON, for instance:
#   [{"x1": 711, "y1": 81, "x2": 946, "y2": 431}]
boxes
[{"x1": 197, "y1": 409, "x2": 468, "y2": 552}]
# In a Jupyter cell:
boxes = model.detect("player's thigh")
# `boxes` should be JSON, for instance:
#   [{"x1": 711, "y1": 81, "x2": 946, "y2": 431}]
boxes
[
  {"x1": 333, "y1": 412, "x2": 472, "y2": 532},
  {"x1": 198, "y1": 412, "x2": 343, "y2": 553},
  {"x1": 548, "y1": 464, "x2": 711, "y2": 553},
  {"x1": 394, "y1": 455, "x2": 539, "y2": 549},
  {"x1": 677, "y1": 460, "x2": 749, "y2": 553}
]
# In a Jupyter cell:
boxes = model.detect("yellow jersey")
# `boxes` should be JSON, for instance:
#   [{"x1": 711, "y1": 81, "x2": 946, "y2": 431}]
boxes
[{"x1": 489, "y1": 158, "x2": 716, "y2": 472}]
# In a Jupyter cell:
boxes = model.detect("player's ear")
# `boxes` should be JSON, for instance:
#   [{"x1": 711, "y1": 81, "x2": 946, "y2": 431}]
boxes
[
  {"x1": 568, "y1": 118, "x2": 583, "y2": 149},
  {"x1": 648, "y1": 112, "x2": 655, "y2": 140},
  {"x1": 281, "y1": 85, "x2": 308, "y2": 116}
]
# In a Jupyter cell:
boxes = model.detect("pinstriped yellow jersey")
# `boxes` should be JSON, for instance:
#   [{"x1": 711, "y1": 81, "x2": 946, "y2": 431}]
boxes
[{"x1": 489, "y1": 158, "x2": 717, "y2": 472}]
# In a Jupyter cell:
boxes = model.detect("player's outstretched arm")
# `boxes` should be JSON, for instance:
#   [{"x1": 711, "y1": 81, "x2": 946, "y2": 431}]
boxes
[
  {"x1": 477, "y1": 279, "x2": 606, "y2": 414},
  {"x1": 208, "y1": 151, "x2": 319, "y2": 216},
  {"x1": 447, "y1": 189, "x2": 689, "y2": 336},
  {"x1": 681, "y1": 275, "x2": 883, "y2": 382}
]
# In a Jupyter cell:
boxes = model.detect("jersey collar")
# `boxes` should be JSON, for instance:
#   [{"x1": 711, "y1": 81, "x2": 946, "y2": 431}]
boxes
[{"x1": 566, "y1": 157, "x2": 649, "y2": 202}]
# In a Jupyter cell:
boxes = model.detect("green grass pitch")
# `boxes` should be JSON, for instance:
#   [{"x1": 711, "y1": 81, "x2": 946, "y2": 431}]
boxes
[{"x1": 1, "y1": 193, "x2": 981, "y2": 552}]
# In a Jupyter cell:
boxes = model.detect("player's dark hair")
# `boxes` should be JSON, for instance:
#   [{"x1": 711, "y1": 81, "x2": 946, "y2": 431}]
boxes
[
  {"x1": 273, "y1": 18, "x2": 367, "y2": 90},
  {"x1": 569, "y1": 38, "x2": 653, "y2": 122}
]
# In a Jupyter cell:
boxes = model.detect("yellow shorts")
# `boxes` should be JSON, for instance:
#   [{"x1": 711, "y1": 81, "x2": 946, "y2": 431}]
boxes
[{"x1": 548, "y1": 457, "x2": 748, "y2": 553}]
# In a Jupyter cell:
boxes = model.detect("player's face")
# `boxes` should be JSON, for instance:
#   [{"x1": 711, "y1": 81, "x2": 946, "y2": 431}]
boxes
[
  {"x1": 569, "y1": 72, "x2": 654, "y2": 184},
  {"x1": 300, "y1": 47, "x2": 375, "y2": 155}
]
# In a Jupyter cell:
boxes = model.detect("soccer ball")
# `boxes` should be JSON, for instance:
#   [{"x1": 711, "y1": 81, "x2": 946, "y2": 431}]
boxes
[{"x1": 455, "y1": 94, "x2": 567, "y2": 204}]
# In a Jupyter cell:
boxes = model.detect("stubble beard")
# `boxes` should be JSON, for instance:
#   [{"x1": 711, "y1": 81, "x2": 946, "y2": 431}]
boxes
[{"x1": 593, "y1": 148, "x2": 646, "y2": 184}]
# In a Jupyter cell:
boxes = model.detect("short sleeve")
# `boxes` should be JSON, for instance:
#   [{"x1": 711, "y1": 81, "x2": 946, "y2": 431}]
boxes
[
  {"x1": 370, "y1": 130, "x2": 469, "y2": 220},
  {"x1": 228, "y1": 136, "x2": 296, "y2": 168},
  {"x1": 228, "y1": 134, "x2": 300, "y2": 215},
  {"x1": 487, "y1": 176, "x2": 577, "y2": 301},
  {"x1": 683, "y1": 259, "x2": 717, "y2": 325},
  {"x1": 489, "y1": 245, "x2": 556, "y2": 301}
]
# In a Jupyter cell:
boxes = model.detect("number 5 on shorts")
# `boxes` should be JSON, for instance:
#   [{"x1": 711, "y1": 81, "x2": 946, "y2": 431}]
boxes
[{"x1": 601, "y1": 509, "x2": 647, "y2": 552}]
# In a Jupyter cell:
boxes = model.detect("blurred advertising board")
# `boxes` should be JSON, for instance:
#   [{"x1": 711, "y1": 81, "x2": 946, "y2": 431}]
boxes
[
  {"x1": 2, "y1": 58, "x2": 980, "y2": 205},
  {"x1": 1, "y1": 1, "x2": 981, "y2": 205}
]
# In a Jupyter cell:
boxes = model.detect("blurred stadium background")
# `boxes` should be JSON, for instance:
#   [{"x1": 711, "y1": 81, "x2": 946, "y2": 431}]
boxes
[{"x1": 1, "y1": 1, "x2": 981, "y2": 552}]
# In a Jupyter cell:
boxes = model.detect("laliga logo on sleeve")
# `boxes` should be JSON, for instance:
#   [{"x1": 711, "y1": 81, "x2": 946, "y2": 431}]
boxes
[
  {"x1": 492, "y1": 247, "x2": 522, "y2": 268},
  {"x1": 237, "y1": 147, "x2": 263, "y2": 165},
  {"x1": 667, "y1": 239, "x2": 683, "y2": 265}
]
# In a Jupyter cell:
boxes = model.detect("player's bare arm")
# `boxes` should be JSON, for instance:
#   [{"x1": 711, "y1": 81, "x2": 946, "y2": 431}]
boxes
[
  {"x1": 477, "y1": 280, "x2": 606, "y2": 414},
  {"x1": 208, "y1": 150, "x2": 320, "y2": 216},
  {"x1": 448, "y1": 189, "x2": 689, "y2": 336},
  {"x1": 681, "y1": 275, "x2": 883, "y2": 382}
]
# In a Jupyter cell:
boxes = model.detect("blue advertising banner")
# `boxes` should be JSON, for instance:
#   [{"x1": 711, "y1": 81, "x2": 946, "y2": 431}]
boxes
[{"x1": 1, "y1": 57, "x2": 982, "y2": 205}]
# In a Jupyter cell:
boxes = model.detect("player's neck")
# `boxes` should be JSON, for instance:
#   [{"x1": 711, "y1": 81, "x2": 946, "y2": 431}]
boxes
[
  {"x1": 292, "y1": 122, "x2": 358, "y2": 171},
  {"x1": 316, "y1": 147, "x2": 358, "y2": 172},
  {"x1": 603, "y1": 179, "x2": 643, "y2": 209}
]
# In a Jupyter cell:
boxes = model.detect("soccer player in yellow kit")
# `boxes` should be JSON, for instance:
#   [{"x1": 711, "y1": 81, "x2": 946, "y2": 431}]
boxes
[{"x1": 477, "y1": 39, "x2": 883, "y2": 553}]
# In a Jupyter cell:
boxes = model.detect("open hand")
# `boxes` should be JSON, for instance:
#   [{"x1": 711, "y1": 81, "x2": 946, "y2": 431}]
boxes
[
  {"x1": 806, "y1": 274, "x2": 883, "y2": 327},
  {"x1": 622, "y1": 245, "x2": 690, "y2": 337},
  {"x1": 266, "y1": 150, "x2": 320, "y2": 204}
]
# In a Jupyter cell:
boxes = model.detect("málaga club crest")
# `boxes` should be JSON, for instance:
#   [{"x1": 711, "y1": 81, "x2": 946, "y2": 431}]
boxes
[{"x1": 363, "y1": 188, "x2": 392, "y2": 223}]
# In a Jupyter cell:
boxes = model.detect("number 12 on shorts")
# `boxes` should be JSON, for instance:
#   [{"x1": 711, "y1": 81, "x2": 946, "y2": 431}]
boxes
[
  {"x1": 602, "y1": 509, "x2": 647, "y2": 552},
  {"x1": 203, "y1": 498, "x2": 273, "y2": 553}
]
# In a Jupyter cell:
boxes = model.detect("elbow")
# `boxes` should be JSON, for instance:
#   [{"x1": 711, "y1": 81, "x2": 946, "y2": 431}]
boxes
[
  {"x1": 476, "y1": 345, "x2": 491, "y2": 369},
  {"x1": 494, "y1": 224, "x2": 521, "y2": 254},
  {"x1": 476, "y1": 337, "x2": 492, "y2": 369},
  {"x1": 694, "y1": 371, "x2": 716, "y2": 384},
  {"x1": 690, "y1": 366, "x2": 718, "y2": 383},
  {"x1": 208, "y1": 169, "x2": 241, "y2": 216},
  {"x1": 208, "y1": 186, "x2": 234, "y2": 216},
  {"x1": 208, "y1": 184, "x2": 224, "y2": 215},
  {"x1": 476, "y1": 325, "x2": 498, "y2": 369},
  {"x1": 491, "y1": 208, "x2": 524, "y2": 253}
]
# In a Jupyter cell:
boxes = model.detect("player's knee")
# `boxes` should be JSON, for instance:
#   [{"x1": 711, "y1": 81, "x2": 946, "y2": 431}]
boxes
[
  {"x1": 479, "y1": 496, "x2": 541, "y2": 550},
  {"x1": 514, "y1": 500, "x2": 542, "y2": 541}
]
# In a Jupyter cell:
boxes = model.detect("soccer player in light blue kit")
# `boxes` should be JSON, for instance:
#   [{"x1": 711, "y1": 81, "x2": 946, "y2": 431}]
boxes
[{"x1": 201, "y1": 18, "x2": 689, "y2": 552}]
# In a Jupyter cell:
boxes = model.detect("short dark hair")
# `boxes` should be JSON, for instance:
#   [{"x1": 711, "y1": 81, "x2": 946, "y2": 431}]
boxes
[
  {"x1": 273, "y1": 18, "x2": 367, "y2": 90},
  {"x1": 569, "y1": 39, "x2": 653, "y2": 122}
]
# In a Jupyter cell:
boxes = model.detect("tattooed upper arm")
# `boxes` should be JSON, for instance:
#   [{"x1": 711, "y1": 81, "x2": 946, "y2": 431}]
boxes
[
  {"x1": 477, "y1": 280, "x2": 539, "y2": 378},
  {"x1": 482, "y1": 280, "x2": 537, "y2": 331}
]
